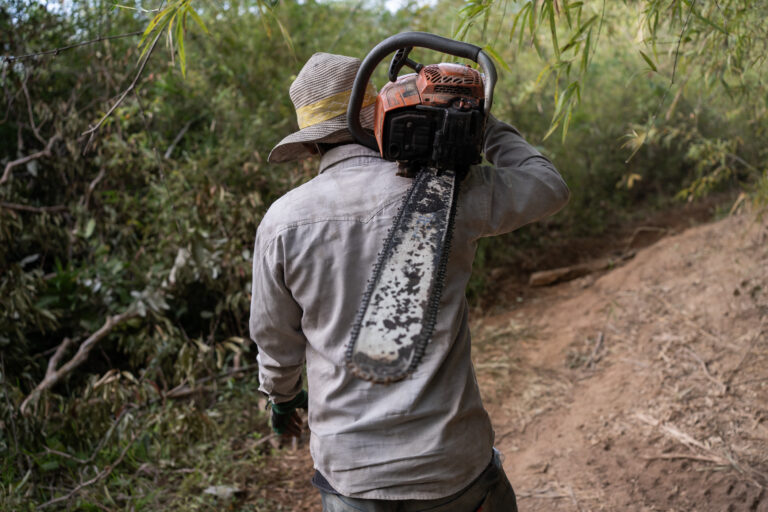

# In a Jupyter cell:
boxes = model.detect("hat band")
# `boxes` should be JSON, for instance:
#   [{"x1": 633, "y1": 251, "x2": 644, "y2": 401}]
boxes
[{"x1": 296, "y1": 83, "x2": 377, "y2": 130}]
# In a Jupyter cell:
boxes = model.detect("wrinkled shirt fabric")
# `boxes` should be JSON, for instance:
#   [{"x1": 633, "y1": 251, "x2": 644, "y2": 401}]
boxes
[{"x1": 250, "y1": 117, "x2": 569, "y2": 500}]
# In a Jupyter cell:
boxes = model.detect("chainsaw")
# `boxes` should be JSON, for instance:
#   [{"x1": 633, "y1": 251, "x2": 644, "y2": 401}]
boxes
[{"x1": 345, "y1": 32, "x2": 497, "y2": 383}]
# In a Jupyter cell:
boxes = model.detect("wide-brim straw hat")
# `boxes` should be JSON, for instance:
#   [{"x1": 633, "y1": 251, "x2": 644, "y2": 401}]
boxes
[{"x1": 268, "y1": 52, "x2": 378, "y2": 163}]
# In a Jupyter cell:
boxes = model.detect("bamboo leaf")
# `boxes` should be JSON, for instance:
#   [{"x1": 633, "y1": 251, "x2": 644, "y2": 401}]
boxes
[
  {"x1": 139, "y1": 7, "x2": 173, "y2": 61},
  {"x1": 543, "y1": 119, "x2": 560, "y2": 140},
  {"x1": 187, "y1": 5, "x2": 209, "y2": 34},
  {"x1": 548, "y1": 1, "x2": 560, "y2": 59},
  {"x1": 528, "y1": 0, "x2": 536, "y2": 35},
  {"x1": 545, "y1": 80, "x2": 579, "y2": 140},
  {"x1": 483, "y1": 44, "x2": 512, "y2": 73},
  {"x1": 639, "y1": 50, "x2": 658, "y2": 72},
  {"x1": 580, "y1": 27, "x2": 591, "y2": 73},
  {"x1": 176, "y1": 11, "x2": 186, "y2": 77},
  {"x1": 272, "y1": 14, "x2": 297, "y2": 61},
  {"x1": 509, "y1": 2, "x2": 530, "y2": 42},
  {"x1": 255, "y1": 0, "x2": 273, "y2": 38},
  {"x1": 562, "y1": 14, "x2": 597, "y2": 53},
  {"x1": 561, "y1": 103, "x2": 573, "y2": 142},
  {"x1": 535, "y1": 63, "x2": 553, "y2": 86},
  {"x1": 140, "y1": 6, "x2": 172, "y2": 48}
]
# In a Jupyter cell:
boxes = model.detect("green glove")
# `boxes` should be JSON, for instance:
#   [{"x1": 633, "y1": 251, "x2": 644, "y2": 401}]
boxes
[{"x1": 270, "y1": 390, "x2": 308, "y2": 436}]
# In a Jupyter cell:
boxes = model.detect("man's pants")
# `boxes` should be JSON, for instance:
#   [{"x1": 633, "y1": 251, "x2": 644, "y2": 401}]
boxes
[{"x1": 319, "y1": 450, "x2": 518, "y2": 512}]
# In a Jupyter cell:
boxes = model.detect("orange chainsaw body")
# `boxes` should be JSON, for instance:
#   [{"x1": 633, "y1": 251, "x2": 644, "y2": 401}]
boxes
[{"x1": 374, "y1": 63, "x2": 485, "y2": 159}]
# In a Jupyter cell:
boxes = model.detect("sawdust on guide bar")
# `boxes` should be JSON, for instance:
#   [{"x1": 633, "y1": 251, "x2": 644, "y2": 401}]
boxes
[{"x1": 260, "y1": 209, "x2": 768, "y2": 512}]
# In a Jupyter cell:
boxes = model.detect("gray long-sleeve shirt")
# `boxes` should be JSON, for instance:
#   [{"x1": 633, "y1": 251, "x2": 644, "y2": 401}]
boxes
[{"x1": 249, "y1": 117, "x2": 569, "y2": 499}]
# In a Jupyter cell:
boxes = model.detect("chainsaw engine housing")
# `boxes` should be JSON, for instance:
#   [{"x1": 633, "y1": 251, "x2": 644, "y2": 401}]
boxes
[{"x1": 374, "y1": 63, "x2": 486, "y2": 172}]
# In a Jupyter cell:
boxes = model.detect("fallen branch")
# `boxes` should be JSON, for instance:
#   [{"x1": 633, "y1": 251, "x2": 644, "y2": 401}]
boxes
[
  {"x1": 81, "y1": 31, "x2": 162, "y2": 154},
  {"x1": 20, "y1": 310, "x2": 139, "y2": 415},
  {"x1": 643, "y1": 453, "x2": 729, "y2": 464},
  {"x1": 529, "y1": 253, "x2": 635, "y2": 287},
  {"x1": 37, "y1": 433, "x2": 138, "y2": 509},
  {"x1": 0, "y1": 134, "x2": 61, "y2": 186}
]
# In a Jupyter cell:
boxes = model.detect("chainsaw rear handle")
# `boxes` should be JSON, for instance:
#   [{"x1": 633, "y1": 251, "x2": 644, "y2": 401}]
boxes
[{"x1": 347, "y1": 31, "x2": 498, "y2": 152}]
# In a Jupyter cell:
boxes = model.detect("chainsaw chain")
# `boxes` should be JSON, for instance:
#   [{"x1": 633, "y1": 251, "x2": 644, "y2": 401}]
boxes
[{"x1": 345, "y1": 167, "x2": 461, "y2": 382}]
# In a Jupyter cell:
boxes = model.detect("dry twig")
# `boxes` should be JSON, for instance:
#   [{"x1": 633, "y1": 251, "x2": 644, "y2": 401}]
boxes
[
  {"x1": 586, "y1": 332, "x2": 604, "y2": 369},
  {"x1": 683, "y1": 346, "x2": 728, "y2": 394},
  {"x1": 635, "y1": 413, "x2": 767, "y2": 488},
  {"x1": 726, "y1": 318, "x2": 766, "y2": 387},
  {"x1": 643, "y1": 452, "x2": 730, "y2": 464},
  {"x1": 516, "y1": 486, "x2": 570, "y2": 499},
  {"x1": 651, "y1": 294, "x2": 723, "y2": 345}
]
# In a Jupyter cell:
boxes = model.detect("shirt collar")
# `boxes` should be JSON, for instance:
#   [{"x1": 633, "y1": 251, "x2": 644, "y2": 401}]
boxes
[{"x1": 318, "y1": 144, "x2": 383, "y2": 174}]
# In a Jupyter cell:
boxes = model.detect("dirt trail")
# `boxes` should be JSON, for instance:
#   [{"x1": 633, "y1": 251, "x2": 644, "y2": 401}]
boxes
[
  {"x1": 475, "y1": 211, "x2": 768, "y2": 511},
  {"x1": 267, "y1": 211, "x2": 768, "y2": 511}
]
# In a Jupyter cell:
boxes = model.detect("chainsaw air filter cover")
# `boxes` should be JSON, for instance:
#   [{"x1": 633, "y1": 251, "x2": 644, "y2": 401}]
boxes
[{"x1": 374, "y1": 63, "x2": 486, "y2": 172}]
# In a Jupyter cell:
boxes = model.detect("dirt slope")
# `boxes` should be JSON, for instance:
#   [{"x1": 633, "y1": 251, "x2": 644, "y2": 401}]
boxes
[
  {"x1": 268, "y1": 211, "x2": 768, "y2": 511},
  {"x1": 475, "y1": 211, "x2": 768, "y2": 511}
]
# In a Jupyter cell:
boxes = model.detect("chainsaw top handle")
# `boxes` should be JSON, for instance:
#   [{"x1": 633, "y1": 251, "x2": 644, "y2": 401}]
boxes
[{"x1": 347, "y1": 31, "x2": 498, "y2": 152}]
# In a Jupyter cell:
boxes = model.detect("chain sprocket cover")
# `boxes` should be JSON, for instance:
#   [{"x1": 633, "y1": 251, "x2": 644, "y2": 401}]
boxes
[{"x1": 345, "y1": 168, "x2": 459, "y2": 383}]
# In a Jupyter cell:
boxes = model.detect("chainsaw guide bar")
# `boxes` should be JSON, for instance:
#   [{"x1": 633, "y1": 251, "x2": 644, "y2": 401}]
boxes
[{"x1": 345, "y1": 168, "x2": 459, "y2": 383}]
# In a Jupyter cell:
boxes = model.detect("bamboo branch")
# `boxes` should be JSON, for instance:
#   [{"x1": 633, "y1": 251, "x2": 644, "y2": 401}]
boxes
[
  {"x1": 82, "y1": 167, "x2": 107, "y2": 209},
  {"x1": 0, "y1": 202, "x2": 68, "y2": 214},
  {"x1": 20, "y1": 310, "x2": 139, "y2": 415},
  {"x1": 39, "y1": 407, "x2": 131, "y2": 467},
  {"x1": 0, "y1": 134, "x2": 61, "y2": 186},
  {"x1": 3, "y1": 31, "x2": 142, "y2": 62},
  {"x1": 164, "y1": 120, "x2": 192, "y2": 159},
  {"x1": 37, "y1": 433, "x2": 138, "y2": 509},
  {"x1": 81, "y1": 31, "x2": 162, "y2": 154},
  {"x1": 162, "y1": 364, "x2": 259, "y2": 400},
  {"x1": 21, "y1": 77, "x2": 46, "y2": 144},
  {"x1": 0, "y1": 355, "x2": 23, "y2": 473}
]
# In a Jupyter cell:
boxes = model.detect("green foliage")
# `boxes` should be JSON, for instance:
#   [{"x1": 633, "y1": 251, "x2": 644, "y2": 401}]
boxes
[
  {"x1": 456, "y1": 0, "x2": 768, "y2": 193},
  {"x1": 1, "y1": 0, "x2": 766, "y2": 507},
  {"x1": 0, "y1": 0, "x2": 413, "y2": 507}
]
